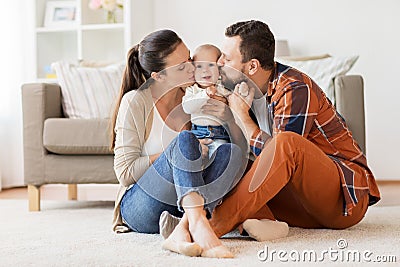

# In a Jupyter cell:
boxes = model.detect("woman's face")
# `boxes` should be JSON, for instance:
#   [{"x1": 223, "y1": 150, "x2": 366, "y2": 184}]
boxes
[{"x1": 159, "y1": 42, "x2": 195, "y2": 89}]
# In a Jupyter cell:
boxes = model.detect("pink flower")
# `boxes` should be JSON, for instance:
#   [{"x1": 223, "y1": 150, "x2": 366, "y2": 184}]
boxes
[{"x1": 89, "y1": 0, "x2": 102, "y2": 10}]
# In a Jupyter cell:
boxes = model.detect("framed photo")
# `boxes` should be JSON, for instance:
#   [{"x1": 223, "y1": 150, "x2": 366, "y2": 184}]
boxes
[{"x1": 44, "y1": 1, "x2": 77, "y2": 27}]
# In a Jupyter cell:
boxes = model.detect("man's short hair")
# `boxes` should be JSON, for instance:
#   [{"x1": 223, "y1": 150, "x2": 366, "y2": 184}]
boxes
[{"x1": 225, "y1": 20, "x2": 275, "y2": 70}]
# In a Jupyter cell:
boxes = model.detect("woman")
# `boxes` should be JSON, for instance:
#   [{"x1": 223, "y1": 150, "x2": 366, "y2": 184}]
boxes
[{"x1": 110, "y1": 29, "x2": 246, "y2": 258}]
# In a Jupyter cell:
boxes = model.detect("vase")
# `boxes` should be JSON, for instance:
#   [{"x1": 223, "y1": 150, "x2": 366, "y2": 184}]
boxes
[{"x1": 106, "y1": 10, "x2": 116, "y2": 23}]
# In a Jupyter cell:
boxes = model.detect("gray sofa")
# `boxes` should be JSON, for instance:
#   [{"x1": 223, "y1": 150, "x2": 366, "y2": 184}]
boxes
[{"x1": 21, "y1": 75, "x2": 366, "y2": 211}]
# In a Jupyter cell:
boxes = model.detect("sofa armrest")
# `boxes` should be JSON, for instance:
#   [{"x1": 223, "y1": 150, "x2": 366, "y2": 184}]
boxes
[
  {"x1": 334, "y1": 75, "x2": 366, "y2": 153},
  {"x1": 21, "y1": 83, "x2": 63, "y2": 185}
]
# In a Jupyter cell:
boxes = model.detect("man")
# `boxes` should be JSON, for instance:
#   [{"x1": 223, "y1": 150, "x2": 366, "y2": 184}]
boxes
[{"x1": 206, "y1": 20, "x2": 380, "y2": 240}]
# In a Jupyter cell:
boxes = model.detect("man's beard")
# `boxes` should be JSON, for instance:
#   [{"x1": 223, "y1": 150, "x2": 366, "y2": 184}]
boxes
[{"x1": 219, "y1": 66, "x2": 247, "y2": 91}]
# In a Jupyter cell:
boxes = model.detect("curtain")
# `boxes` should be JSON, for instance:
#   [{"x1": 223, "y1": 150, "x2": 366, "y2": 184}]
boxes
[{"x1": 0, "y1": 0, "x2": 34, "y2": 188}]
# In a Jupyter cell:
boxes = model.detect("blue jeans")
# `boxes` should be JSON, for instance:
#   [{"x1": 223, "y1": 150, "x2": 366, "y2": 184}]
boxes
[
  {"x1": 191, "y1": 124, "x2": 231, "y2": 157},
  {"x1": 191, "y1": 124, "x2": 230, "y2": 140},
  {"x1": 120, "y1": 131, "x2": 245, "y2": 233}
]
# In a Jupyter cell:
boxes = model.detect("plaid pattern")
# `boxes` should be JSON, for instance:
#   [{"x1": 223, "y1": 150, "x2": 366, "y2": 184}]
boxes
[{"x1": 249, "y1": 62, "x2": 380, "y2": 215}]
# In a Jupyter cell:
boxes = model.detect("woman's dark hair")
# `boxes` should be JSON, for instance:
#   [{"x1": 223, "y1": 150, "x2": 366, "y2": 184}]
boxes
[
  {"x1": 110, "y1": 29, "x2": 182, "y2": 150},
  {"x1": 225, "y1": 20, "x2": 275, "y2": 70}
]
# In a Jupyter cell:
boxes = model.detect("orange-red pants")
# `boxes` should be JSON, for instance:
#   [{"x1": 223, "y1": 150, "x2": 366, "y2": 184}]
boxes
[{"x1": 210, "y1": 132, "x2": 369, "y2": 237}]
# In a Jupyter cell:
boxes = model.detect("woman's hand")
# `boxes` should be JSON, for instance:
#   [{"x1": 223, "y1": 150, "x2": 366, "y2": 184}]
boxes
[
  {"x1": 149, "y1": 153, "x2": 161, "y2": 164},
  {"x1": 199, "y1": 138, "x2": 213, "y2": 159}
]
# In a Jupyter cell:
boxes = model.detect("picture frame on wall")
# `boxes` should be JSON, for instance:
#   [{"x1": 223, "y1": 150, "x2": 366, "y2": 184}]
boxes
[{"x1": 44, "y1": 1, "x2": 77, "y2": 27}]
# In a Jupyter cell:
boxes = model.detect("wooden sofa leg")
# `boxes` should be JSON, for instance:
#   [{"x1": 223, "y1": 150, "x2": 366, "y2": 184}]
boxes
[
  {"x1": 28, "y1": 185, "x2": 41, "y2": 211},
  {"x1": 68, "y1": 184, "x2": 78, "y2": 200}
]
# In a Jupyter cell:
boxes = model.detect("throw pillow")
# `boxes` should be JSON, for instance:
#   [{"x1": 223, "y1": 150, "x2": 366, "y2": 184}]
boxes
[
  {"x1": 277, "y1": 55, "x2": 359, "y2": 104},
  {"x1": 52, "y1": 61, "x2": 125, "y2": 119}
]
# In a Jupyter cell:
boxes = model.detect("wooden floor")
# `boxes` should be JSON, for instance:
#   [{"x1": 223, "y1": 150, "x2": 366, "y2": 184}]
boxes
[
  {"x1": 0, "y1": 184, "x2": 119, "y2": 201},
  {"x1": 0, "y1": 181, "x2": 399, "y2": 206}
]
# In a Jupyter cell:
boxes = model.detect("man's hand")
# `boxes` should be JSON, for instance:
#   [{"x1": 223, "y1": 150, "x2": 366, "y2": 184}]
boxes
[
  {"x1": 199, "y1": 138, "x2": 213, "y2": 159},
  {"x1": 227, "y1": 82, "x2": 258, "y2": 142},
  {"x1": 201, "y1": 95, "x2": 233, "y2": 123}
]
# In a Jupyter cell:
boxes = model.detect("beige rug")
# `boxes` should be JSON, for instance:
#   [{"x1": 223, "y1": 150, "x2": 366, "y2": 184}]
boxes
[{"x1": 0, "y1": 200, "x2": 399, "y2": 266}]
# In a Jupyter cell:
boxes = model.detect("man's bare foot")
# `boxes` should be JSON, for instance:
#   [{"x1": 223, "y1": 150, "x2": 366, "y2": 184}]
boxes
[
  {"x1": 161, "y1": 214, "x2": 202, "y2": 257},
  {"x1": 188, "y1": 215, "x2": 233, "y2": 258}
]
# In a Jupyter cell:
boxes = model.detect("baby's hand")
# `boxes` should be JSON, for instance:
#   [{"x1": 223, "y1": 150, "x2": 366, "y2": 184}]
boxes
[
  {"x1": 238, "y1": 82, "x2": 249, "y2": 97},
  {"x1": 206, "y1": 86, "x2": 217, "y2": 97}
]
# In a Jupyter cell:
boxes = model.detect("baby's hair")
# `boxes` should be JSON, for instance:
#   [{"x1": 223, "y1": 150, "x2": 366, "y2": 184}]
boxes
[{"x1": 193, "y1": 44, "x2": 221, "y2": 61}]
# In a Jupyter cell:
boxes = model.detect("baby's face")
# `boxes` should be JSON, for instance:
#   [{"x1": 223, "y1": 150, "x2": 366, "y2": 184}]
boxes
[{"x1": 193, "y1": 52, "x2": 220, "y2": 88}]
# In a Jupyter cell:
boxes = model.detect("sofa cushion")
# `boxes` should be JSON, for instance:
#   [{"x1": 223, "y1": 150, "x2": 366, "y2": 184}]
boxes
[
  {"x1": 43, "y1": 118, "x2": 112, "y2": 154},
  {"x1": 52, "y1": 61, "x2": 125, "y2": 119}
]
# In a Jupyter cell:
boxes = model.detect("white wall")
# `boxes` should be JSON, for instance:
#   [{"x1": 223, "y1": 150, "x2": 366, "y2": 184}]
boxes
[
  {"x1": 152, "y1": 0, "x2": 400, "y2": 179},
  {"x1": 131, "y1": 0, "x2": 154, "y2": 44},
  {"x1": 1, "y1": 0, "x2": 398, "y2": 188},
  {"x1": 0, "y1": 0, "x2": 34, "y2": 188}
]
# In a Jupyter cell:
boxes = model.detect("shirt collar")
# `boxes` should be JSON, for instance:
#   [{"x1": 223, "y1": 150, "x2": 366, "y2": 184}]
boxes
[{"x1": 268, "y1": 62, "x2": 289, "y2": 97}]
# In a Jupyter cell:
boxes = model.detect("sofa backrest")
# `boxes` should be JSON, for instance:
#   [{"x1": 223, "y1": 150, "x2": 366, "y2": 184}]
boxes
[{"x1": 334, "y1": 75, "x2": 366, "y2": 154}]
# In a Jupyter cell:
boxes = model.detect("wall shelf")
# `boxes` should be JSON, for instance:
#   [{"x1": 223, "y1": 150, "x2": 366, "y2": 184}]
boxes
[
  {"x1": 36, "y1": 27, "x2": 77, "y2": 33},
  {"x1": 81, "y1": 23, "x2": 125, "y2": 30},
  {"x1": 34, "y1": 0, "x2": 131, "y2": 81}
]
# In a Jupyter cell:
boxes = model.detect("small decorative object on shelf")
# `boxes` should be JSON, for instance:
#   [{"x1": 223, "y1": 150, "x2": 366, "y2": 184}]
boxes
[
  {"x1": 44, "y1": 65, "x2": 57, "y2": 79},
  {"x1": 44, "y1": 1, "x2": 77, "y2": 27},
  {"x1": 88, "y1": 0, "x2": 123, "y2": 23}
]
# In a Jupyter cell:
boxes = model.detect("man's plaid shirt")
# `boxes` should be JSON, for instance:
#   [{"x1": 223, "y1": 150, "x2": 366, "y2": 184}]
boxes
[{"x1": 249, "y1": 62, "x2": 380, "y2": 215}]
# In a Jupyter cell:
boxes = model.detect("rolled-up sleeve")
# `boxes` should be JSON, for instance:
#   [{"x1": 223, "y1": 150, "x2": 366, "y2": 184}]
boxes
[{"x1": 249, "y1": 128, "x2": 271, "y2": 157}]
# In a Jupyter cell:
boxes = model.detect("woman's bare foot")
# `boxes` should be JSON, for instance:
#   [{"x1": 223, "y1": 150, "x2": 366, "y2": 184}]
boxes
[
  {"x1": 164, "y1": 214, "x2": 191, "y2": 243},
  {"x1": 188, "y1": 214, "x2": 233, "y2": 258},
  {"x1": 161, "y1": 214, "x2": 202, "y2": 257}
]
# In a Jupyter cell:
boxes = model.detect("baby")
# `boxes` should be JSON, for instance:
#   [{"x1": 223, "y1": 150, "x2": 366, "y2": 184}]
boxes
[
  {"x1": 163, "y1": 45, "x2": 289, "y2": 243},
  {"x1": 182, "y1": 44, "x2": 232, "y2": 157}
]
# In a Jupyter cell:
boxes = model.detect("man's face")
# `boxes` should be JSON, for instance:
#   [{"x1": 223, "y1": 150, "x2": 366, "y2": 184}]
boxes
[{"x1": 217, "y1": 36, "x2": 248, "y2": 90}]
